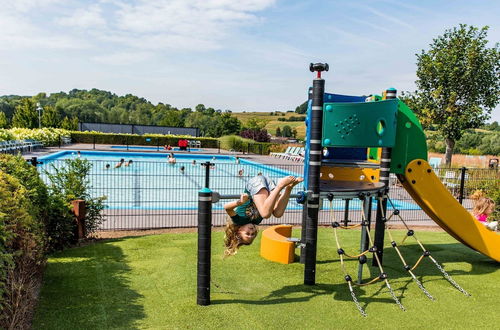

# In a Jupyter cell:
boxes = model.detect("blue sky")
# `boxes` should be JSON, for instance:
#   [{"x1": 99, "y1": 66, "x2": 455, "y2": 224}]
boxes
[{"x1": 0, "y1": 0, "x2": 499, "y2": 122}]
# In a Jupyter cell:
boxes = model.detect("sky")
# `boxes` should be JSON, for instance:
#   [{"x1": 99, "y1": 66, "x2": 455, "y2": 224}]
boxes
[{"x1": 0, "y1": 0, "x2": 499, "y2": 122}]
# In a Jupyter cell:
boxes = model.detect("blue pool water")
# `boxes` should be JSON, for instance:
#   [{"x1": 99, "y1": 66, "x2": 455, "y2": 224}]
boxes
[
  {"x1": 38, "y1": 150, "x2": 420, "y2": 212},
  {"x1": 110, "y1": 146, "x2": 202, "y2": 152}
]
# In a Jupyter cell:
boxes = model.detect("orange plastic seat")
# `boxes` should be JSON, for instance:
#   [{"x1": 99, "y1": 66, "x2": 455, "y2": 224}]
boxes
[{"x1": 260, "y1": 225, "x2": 296, "y2": 264}]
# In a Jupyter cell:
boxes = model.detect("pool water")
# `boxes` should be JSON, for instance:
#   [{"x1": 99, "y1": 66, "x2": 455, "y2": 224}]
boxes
[
  {"x1": 38, "y1": 151, "x2": 419, "y2": 212},
  {"x1": 39, "y1": 151, "x2": 303, "y2": 210}
]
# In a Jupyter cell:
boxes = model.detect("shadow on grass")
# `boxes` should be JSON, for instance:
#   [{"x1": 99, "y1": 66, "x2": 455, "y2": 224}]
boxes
[
  {"x1": 34, "y1": 239, "x2": 145, "y2": 329},
  {"x1": 213, "y1": 241, "x2": 497, "y2": 310}
]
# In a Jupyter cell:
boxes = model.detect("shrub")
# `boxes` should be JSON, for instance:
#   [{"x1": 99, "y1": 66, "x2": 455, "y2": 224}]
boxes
[
  {"x1": 44, "y1": 158, "x2": 106, "y2": 239},
  {"x1": 0, "y1": 171, "x2": 46, "y2": 328},
  {"x1": 0, "y1": 127, "x2": 70, "y2": 146},
  {"x1": 0, "y1": 154, "x2": 48, "y2": 220}
]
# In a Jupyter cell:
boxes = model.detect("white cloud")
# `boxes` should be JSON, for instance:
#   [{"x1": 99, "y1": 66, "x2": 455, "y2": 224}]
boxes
[
  {"x1": 56, "y1": 5, "x2": 106, "y2": 28},
  {"x1": 92, "y1": 51, "x2": 153, "y2": 65}
]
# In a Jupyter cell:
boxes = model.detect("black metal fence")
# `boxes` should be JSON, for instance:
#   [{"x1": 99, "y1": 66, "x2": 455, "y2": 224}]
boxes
[
  {"x1": 37, "y1": 159, "x2": 499, "y2": 230},
  {"x1": 79, "y1": 122, "x2": 200, "y2": 137}
]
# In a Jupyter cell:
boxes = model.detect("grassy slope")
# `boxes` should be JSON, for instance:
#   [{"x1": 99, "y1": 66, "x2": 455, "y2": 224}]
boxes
[
  {"x1": 33, "y1": 229, "x2": 499, "y2": 329},
  {"x1": 232, "y1": 112, "x2": 306, "y2": 139}
]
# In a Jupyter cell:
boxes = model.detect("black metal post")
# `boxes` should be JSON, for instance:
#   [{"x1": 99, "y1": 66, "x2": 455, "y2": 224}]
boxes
[
  {"x1": 58, "y1": 135, "x2": 61, "y2": 148},
  {"x1": 126, "y1": 136, "x2": 129, "y2": 151},
  {"x1": 357, "y1": 196, "x2": 371, "y2": 283},
  {"x1": 372, "y1": 88, "x2": 396, "y2": 266},
  {"x1": 218, "y1": 140, "x2": 220, "y2": 154},
  {"x1": 93, "y1": 135, "x2": 96, "y2": 150},
  {"x1": 304, "y1": 62, "x2": 328, "y2": 285},
  {"x1": 30, "y1": 157, "x2": 38, "y2": 167},
  {"x1": 203, "y1": 161, "x2": 212, "y2": 188},
  {"x1": 343, "y1": 199, "x2": 350, "y2": 227},
  {"x1": 300, "y1": 202, "x2": 308, "y2": 264},
  {"x1": 458, "y1": 167, "x2": 467, "y2": 204},
  {"x1": 197, "y1": 188, "x2": 212, "y2": 306}
]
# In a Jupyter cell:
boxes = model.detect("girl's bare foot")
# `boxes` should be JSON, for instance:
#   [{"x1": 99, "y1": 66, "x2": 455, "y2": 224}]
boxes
[
  {"x1": 289, "y1": 177, "x2": 304, "y2": 188},
  {"x1": 277, "y1": 176, "x2": 295, "y2": 188}
]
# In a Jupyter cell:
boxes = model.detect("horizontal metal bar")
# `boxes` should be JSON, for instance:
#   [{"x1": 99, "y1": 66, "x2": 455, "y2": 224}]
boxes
[{"x1": 214, "y1": 193, "x2": 302, "y2": 200}]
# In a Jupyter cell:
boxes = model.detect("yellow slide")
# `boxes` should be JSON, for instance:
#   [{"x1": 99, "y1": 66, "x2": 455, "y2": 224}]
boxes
[{"x1": 401, "y1": 159, "x2": 500, "y2": 262}]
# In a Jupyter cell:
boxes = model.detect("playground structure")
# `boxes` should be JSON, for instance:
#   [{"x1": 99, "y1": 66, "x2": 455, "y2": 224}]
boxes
[{"x1": 196, "y1": 63, "x2": 499, "y2": 311}]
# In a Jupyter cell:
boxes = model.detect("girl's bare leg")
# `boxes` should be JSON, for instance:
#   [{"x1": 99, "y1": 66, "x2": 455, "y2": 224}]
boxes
[
  {"x1": 252, "y1": 176, "x2": 295, "y2": 218},
  {"x1": 273, "y1": 177, "x2": 304, "y2": 218}
]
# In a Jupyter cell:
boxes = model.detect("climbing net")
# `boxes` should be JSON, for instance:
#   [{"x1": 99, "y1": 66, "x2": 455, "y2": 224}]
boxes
[
  {"x1": 383, "y1": 196, "x2": 471, "y2": 298},
  {"x1": 330, "y1": 200, "x2": 405, "y2": 317}
]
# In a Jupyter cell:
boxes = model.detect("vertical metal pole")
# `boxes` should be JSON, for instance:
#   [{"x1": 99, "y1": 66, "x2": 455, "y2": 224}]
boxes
[
  {"x1": 458, "y1": 167, "x2": 467, "y2": 204},
  {"x1": 357, "y1": 196, "x2": 371, "y2": 284},
  {"x1": 126, "y1": 136, "x2": 129, "y2": 151},
  {"x1": 304, "y1": 63, "x2": 327, "y2": 286},
  {"x1": 93, "y1": 135, "x2": 96, "y2": 150},
  {"x1": 218, "y1": 140, "x2": 220, "y2": 154},
  {"x1": 372, "y1": 87, "x2": 396, "y2": 266},
  {"x1": 343, "y1": 199, "x2": 350, "y2": 227},
  {"x1": 59, "y1": 135, "x2": 61, "y2": 148},
  {"x1": 299, "y1": 201, "x2": 308, "y2": 264},
  {"x1": 197, "y1": 188, "x2": 212, "y2": 306},
  {"x1": 204, "y1": 161, "x2": 211, "y2": 188},
  {"x1": 30, "y1": 157, "x2": 38, "y2": 167}
]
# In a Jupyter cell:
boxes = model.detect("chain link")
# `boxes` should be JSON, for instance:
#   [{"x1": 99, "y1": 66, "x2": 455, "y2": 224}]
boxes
[
  {"x1": 385, "y1": 281, "x2": 406, "y2": 311},
  {"x1": 430, "y1": 257, "x2": 470, "y2": 296},
  {"x1": 410, "y1": 272, "x2": 434, "y2": 300},
  {"x1": 348, "y1": 283, "x2": 367, "y2": 317}
]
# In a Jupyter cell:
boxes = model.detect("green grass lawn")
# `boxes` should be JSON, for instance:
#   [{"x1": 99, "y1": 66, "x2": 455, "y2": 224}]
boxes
[{"x1": 33, "y1": 228, "x2": 499, "y2": 329}]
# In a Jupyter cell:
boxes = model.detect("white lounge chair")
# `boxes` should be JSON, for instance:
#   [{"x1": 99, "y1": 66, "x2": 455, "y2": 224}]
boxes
[{"x1": 270, "y1": 146, "x2": 292, "y2": 158}]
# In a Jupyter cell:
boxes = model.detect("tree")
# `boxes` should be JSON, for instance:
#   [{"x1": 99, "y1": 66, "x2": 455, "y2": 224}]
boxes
[
  {"x1": 413, "y1": 24, "x2": 500, "y2": 165},
  {"x1": 275, "y1": 127, "x2": 282, "y2": 137},
  {"x1": 61, "y1": 116, "x2": 78, "y2": 130},
  {"x1": 12, "y1": 98, "x2": 38, "y2": 128},
  {"x1": 41, "y1": 105, "x2": 61, "y2": 128},
  {"x1": 295, "y1": 101, "x2": 308, "y2": 114},
  {"x1": 244, "y1": 118, "x2": 267, "y2": 130},
  {"x1": 0, "y1": 111, "x2": 8, "y2": 128},
  {"x1": 282, "y1": 125, "x2": 292, "y2": 137}
]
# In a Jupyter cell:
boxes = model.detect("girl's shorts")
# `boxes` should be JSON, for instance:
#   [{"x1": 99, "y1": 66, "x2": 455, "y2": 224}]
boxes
[{"x1": 245, "y1": 175, "x2": 277, "y2": 196}]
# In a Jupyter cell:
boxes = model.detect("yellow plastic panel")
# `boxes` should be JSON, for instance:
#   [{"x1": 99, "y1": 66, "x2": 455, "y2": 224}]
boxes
[
  {"x1": 260, "y1": 225, "x2": 295, "y2": 264},
  {"x1": 402, "y1": 159, "x2": 500, "y2": 262},
  {"x1": 320, "y1": 167, "x2": 380, "y2": 183}
]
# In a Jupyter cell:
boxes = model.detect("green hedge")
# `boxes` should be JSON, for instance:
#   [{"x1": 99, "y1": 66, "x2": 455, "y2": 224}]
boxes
[
  {"x1": 70, "y1": 131, "x2": 219, "y2": 148},
  {"x1": 218, "y1": 135, "x2": 273, "y2": 155}
]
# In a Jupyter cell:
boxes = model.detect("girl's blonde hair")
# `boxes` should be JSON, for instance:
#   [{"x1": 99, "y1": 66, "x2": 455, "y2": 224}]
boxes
[
  {"x1": 472, "y1": 197, "x2": 495, "y2": 217},
  {"x1": 223, "y1": 218, "x2": 258, "y2": 257}
]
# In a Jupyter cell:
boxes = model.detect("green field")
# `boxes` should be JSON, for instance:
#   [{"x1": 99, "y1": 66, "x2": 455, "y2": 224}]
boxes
[
  {"x1": 33, "y1": 228, "x2": 499, "y2": 329},
  {"x1": 232, "y1": 112, "x2": 306, "y2": 139}
]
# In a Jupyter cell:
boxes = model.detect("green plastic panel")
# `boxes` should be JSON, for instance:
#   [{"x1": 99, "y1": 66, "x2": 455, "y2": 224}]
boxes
[
  {"x1": 322, "y1": 99, "x2": 398, "y2": 148},
  {"x1": 390, "y1": 100, "x2": 428, "y2": 174}
]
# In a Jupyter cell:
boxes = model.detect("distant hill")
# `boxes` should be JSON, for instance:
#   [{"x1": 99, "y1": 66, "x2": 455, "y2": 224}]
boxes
[{"x1": 231, "y1": 111, "x2": 306, "y2": 139}]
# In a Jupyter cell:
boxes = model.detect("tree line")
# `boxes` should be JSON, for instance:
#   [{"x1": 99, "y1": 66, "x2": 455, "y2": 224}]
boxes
[{"x1": 0, "y1": 90, "x2": 246, "y2": 138}]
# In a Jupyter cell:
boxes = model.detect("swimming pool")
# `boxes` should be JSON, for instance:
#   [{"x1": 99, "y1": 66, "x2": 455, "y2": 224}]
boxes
[
  {"x1": 38, "y1": 150, "x2": 303, "y2": 210},
  {"x1": 38, "y1": 150, "x2": 419, "y2": 212}
]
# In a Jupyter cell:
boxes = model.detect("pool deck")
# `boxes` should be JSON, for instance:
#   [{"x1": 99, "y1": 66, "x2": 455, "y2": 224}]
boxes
[{"x1": 24, "y1": 143, "x2": 305, "y2": 166}]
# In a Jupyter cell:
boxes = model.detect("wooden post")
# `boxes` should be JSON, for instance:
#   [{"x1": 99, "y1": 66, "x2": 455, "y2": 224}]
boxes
[{"x1": 72, "y1": 200, "x2": 86, "y2": 239}]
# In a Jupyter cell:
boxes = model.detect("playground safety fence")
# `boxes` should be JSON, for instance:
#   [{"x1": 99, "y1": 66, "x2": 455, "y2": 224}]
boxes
[{"x1": 37, "y1": 160, "x2": 499, "y2": 231}]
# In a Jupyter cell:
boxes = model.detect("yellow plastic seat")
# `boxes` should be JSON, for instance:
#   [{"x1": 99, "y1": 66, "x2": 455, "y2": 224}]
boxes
[{"x1": 260, "y1": 225, "x2": 296, "y2": 264}]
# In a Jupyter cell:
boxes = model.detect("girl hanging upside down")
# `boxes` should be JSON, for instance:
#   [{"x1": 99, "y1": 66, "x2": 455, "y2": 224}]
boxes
[{"x1": 223, "y1": 174, "x2": 303, "y2": 257}]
